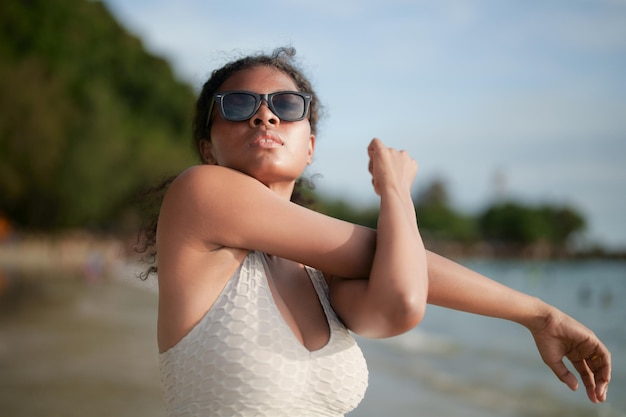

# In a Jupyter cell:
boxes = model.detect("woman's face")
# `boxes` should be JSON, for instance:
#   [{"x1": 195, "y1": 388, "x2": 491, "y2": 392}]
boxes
[{"x1": 202, "y1": 66, "x2": 315, "y2": 197}]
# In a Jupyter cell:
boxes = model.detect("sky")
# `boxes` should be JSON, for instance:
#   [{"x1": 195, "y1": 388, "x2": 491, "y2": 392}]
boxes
[{"x1": 101, "y1": 0, "x2": 626, "y2": 249}]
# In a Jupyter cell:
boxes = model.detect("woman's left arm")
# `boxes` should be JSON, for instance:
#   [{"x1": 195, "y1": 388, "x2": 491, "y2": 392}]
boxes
[
  {"x1": 329, "y1": 139, "x2": 429, "y2": 338},
  {"x1": 425, "y1": 250, "x2": 611, "y2": 403}
]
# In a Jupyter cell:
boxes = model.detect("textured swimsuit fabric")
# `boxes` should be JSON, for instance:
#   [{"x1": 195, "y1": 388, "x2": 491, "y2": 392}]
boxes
[{"x1": 159, "y1": 251, "x2": 369, "y2": 417}]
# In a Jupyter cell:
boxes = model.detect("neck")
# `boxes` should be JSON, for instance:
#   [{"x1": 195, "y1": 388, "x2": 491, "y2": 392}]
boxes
[{"x1": 266, "y1": 180, "x2": 297, "y2": 201}]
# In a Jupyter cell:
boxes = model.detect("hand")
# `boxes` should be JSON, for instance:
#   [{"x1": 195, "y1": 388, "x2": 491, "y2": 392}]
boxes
[
  {"x1": 530, "y1": 307, "x2": 611, "y2": 403},
  {"x1": 367, "y1": 138, "x2": 417, "y2": 196}
]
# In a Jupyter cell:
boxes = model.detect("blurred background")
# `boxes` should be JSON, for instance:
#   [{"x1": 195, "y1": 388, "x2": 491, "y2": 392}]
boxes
[{"x1": 0, "y1": 0, "x2": 625, "y2": 416}]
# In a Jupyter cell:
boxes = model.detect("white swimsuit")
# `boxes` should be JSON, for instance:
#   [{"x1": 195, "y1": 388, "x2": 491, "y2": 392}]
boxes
[{"x1": 159, "y1": 251, "x2": 368, "y2": 417}]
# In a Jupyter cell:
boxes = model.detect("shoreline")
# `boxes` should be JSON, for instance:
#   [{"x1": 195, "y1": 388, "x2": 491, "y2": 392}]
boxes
[
  {"x1": 0, "y1": 232, "x2": 136, "y2": 277},
  {"x1": 1, "y1": 233, "x2": 623, "y2": 276}
]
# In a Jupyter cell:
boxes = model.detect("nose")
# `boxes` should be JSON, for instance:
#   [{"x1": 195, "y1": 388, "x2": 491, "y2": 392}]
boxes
[{"x1": 250, "y1": 100, "x2": 279, "y2": 128}]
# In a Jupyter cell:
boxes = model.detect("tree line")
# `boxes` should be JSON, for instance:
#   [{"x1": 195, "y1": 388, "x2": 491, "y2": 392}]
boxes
[{"x1": 310, "y1": 178, "x2": 586, "y2": 256}]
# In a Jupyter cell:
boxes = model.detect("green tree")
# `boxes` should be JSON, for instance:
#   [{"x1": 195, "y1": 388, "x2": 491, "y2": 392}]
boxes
[
  {"x1": 538, "y1": 205, "x2": 586, "y2": 245},
  {"x1": 0, "y1": 0, "x2": 197, "y2": 231},
  {"x1": 414, "y1": 179, "x2": 477, "y2": 242},
  {"x1": 478, "y1": 201, "x2": 585, "y2": 246}
]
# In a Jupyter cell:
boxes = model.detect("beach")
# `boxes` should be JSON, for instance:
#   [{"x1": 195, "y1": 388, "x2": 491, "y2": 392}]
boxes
[
  {"x1": 1, "y1": 243, "x2": 624, "y2": 416},
  {"x1": 0, "y1": 267, "x2": 164, "y2": 417}
]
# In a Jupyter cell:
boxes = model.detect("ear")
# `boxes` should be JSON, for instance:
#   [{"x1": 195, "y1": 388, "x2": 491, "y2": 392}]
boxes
[
  {"x1": 199, "y1": 139, "x2": 217, "y2": 164},
  {"x1": 307, "y1": 134, "x2": 316, "y2": 165}
]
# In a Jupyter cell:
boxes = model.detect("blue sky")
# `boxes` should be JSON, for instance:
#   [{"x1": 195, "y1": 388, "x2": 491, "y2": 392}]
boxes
[{"x1": 102, "y1": 0, "x2": 626, "y2": 249}]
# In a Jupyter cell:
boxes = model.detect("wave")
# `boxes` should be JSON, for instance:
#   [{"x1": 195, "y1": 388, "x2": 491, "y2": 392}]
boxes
[{"x1": 354, "y1": 329, "x2": 626, "y2": 417}]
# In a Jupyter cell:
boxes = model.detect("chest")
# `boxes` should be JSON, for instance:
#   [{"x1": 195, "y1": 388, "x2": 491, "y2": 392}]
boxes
[
  {"x1": 159, "y1": 251, "x2": 369, "y2": 416},
  {"x1": 262, "y1": 255, "x2": 330, "y2": 351}
]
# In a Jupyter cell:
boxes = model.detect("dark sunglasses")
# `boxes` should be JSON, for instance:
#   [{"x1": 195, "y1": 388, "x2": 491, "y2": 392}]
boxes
[{"x1": 207, "y1": 90, "x2": 312, "y2": 125}]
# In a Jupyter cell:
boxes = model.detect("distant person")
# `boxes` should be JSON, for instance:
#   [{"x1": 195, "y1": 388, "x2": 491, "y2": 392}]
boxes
[{"x1": 139, "y1": 47, "x2": 611, "y2": 417}]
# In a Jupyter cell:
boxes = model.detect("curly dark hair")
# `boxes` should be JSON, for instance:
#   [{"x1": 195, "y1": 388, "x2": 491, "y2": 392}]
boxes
[
  {"x1": 193, "y1": 46, "x2": 322, "y2": 150},
  {"x1": 135, "y1": 47, "x2": 321, "y2": 279}
]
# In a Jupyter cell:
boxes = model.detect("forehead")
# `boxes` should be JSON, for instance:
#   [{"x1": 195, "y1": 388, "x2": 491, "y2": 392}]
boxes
[{"x1": 218, "y1": 66, "x2": 298, "y2": 93}]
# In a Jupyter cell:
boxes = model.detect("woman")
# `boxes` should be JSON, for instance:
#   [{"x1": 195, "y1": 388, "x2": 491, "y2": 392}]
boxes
[{"x1": 149, "y1": 47, "x2": 610, "y2": 417}]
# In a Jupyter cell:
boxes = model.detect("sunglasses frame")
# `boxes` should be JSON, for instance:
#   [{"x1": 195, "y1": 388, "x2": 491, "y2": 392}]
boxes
[{"x1": 206, "y1": 90, "x2": 312, "y2": 127}]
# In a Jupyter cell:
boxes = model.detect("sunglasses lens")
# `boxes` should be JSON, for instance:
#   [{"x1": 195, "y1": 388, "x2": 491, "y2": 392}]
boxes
[
  {"x1": 222, "y1": 93, "x2": 257, "y2": 120},
  {"x1": 217, "y1": 91, "x2": 309, "y2": 122},
  {"x1": 271, "y1": 93, "x2": 306, "y2": 121}
]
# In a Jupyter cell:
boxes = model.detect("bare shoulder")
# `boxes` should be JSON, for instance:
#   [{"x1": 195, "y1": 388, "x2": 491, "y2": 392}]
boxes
[
  {"x1": 158, "y1": 165, "x2": 262, "y2": 247},
  {"x1": 161, "y1": 164, "x2": 292, "y2": 251},
  {"x1": 164, "y1": 164, "x2": 258, "y2": 206}
]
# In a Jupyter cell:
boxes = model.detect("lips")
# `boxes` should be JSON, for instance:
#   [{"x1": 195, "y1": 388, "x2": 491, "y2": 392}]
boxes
[{"x1": 249, "y1": 133, "x2": 284, "y2": 148}]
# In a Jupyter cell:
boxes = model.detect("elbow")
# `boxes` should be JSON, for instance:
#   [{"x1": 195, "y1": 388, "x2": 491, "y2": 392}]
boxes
[
  {"x1": 348, "y1": 293, "x2": 427, "y2": 339},
  {"x1": 376, "y1": 292, "x2": 426, "y2": 338},
  {"x1": 394, "y1": 293, "x2": 427, "y2": 332}
]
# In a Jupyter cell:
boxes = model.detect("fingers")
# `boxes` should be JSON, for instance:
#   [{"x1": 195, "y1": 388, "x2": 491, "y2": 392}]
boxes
[
  {"x1": 571, "y1": 357, "x2": 609, "y2": 403},
  {"x1": 548, "y1": 359, "x2": 579, "y2": 392},
  {"x1": 583, "y1": 350, "x2": 611, "y2": 402},
  {"x1": 367, "y1": 138, "x2": 412, "y2": 165},
  {"x1": 367, "y1": 138, "x2": 418, "y2": 196},
  {"x1": 367, "y1": 137, "x2": 382, "y2": 154},
  {"x1": 367, "y1": 138, "x2": 386, "y2": 195},
  {"x1": 572, "y1": 357, "x2": 598, "y2": 401},
  {"x1": 552, "y1": 349, "x2": 611, "y2": 403}
]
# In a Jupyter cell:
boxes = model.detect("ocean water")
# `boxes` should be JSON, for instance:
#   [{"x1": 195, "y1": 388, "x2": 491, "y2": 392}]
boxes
[
  {"x1": 0, "y1": 258, "x2": 624, "y2": 416},
  {"x1": 350, "y1": 259, "x2": 626, "y2": 417}
]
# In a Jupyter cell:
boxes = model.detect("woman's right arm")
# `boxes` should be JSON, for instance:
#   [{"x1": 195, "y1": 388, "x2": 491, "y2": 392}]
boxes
[{"x1": 159, "y1": 163, "x2": 378, "y2": 278}]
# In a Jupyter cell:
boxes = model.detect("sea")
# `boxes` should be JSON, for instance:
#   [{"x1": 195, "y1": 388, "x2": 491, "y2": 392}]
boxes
[
  {"x1": 350, "y1": 259, "x2": 626, "y2": 417},
  {"x1": 0, "y1": 258, "x2": 624, "y2": 417}
]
